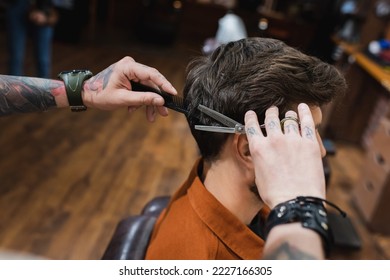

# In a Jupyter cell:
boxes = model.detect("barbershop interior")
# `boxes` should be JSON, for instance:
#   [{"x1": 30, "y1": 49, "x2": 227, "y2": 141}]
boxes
[{"x1": 1, "y1": 0, "x2": 390, "y2": 260}]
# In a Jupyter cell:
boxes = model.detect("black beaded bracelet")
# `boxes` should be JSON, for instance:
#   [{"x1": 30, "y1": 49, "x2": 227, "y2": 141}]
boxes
[{"x1": 264, "y1": 196, "x2": 346, "y2": 255}]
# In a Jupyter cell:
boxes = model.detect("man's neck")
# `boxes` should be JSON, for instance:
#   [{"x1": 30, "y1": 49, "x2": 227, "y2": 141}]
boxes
[{"x1": 202, "y1": 159, "x2": 263, "y2": 225}]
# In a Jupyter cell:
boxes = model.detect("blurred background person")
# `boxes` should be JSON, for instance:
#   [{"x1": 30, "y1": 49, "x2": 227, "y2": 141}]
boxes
[{"x1": 5, "y1": 0, "x2": 58, "y2": 78}]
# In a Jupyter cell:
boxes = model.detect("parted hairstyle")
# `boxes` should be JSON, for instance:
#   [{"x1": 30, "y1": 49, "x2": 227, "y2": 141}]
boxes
[{"x1": 183, "y1": 37, "x2": 346, "y2": 161}]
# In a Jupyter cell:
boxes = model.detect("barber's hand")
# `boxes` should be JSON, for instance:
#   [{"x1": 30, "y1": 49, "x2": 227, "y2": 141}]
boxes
[
  {"x1": 244, "y1": 103, "x2": 326, "y2": 209},
  {"x1": 82, "y1": 56, "x2": 178, "y2": 122}
]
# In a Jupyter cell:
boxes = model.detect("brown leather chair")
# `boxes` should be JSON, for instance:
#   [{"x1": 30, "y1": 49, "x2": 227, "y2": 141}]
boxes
[{"x1": 102, "y1": 196, "x2": 170, "y2": 260}]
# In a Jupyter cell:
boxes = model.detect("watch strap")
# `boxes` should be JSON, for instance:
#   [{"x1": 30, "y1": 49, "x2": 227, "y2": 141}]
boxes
[
  {"x1": 58, "y1": 70, "x2": 93, "y2": 112},
  {"x1": 264, "y1": 196, "x2": 346, "y2": 256}
]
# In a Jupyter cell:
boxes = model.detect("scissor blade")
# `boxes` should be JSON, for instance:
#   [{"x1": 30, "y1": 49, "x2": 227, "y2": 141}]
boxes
[
  {"x1": 194, "y1": 125, "x2": 237, "y2": 134},
  {"x1": 198, "y1": 105, "x2": 240, "y2": 127}
]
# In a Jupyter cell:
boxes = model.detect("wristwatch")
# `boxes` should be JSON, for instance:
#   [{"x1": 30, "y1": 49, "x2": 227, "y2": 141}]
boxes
[{"x1": 58, "y1": 69, "x2": 93, "y2": 112}]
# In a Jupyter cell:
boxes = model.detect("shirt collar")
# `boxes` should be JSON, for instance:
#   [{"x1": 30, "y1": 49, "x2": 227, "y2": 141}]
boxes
[{"x1": 187, "y1": 159, "x2": 265, "y2": 259}]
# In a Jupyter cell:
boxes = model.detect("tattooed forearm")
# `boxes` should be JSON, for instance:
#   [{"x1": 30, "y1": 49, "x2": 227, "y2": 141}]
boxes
[
  {"x1": 0, "y1": 75, "x2": 63, "y2": 116},
  {"x1": 263, "y1": 242, "x2": 318, "y2": 260}
]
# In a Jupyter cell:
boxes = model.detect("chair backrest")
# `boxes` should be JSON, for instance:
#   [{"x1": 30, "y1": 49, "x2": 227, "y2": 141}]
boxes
[
  {"x1": 102, "y1": 196, "x2": 170, "y2": 260},
  {"x1": 141, "y1": 196, "x2": 171, "y2": 216},
  {"x1": 102, "y1": 215, "x2": 157, "y2": 260}
]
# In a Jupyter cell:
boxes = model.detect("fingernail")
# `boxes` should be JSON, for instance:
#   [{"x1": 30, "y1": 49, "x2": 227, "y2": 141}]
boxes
[
  {"x1": 170, "y1": 85, "x2": 178, "y2": 94},
  {"x1": 298, "y1": 103, "x2": 309, "y2": 110}
]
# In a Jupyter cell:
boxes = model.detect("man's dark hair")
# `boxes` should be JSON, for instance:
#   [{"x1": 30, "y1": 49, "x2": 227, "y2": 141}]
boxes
[{"x1": 183, "y1": 37, "x2": 346, "y2": 161}]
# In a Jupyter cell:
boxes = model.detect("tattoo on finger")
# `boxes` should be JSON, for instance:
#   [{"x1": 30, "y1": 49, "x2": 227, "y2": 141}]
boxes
[
  {"x1": 285, "y1": 124, "x2": 299, "y2": 134},
  {"x1": 246, "y1": 127, "x2": 258, "y2": 137},
  {"x1": 303, "y1": 126, "x2": 314, "y2": 140},
  {"x1": 267, "y1": 120, "x2": 277, "y2": 130}
]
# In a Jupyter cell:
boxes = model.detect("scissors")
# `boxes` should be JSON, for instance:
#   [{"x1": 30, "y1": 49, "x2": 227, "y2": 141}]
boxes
[{"x1": 194, "y1": 104, "x2": 266, "y2": 134}]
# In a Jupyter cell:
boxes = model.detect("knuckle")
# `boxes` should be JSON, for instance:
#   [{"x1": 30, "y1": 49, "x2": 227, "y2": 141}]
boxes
[
  {"x1": 149, "y1": 67, "x2": 160, "y2": 76},
  {"x1": 120, "y1": 56, "x2": 135, "y2": 67},
  {"x1": 141, "y1": 95, "x2": 154, "y2": 105},
  {"x1": 122, "y1": 56, "x2": 135, "y2": 62}
]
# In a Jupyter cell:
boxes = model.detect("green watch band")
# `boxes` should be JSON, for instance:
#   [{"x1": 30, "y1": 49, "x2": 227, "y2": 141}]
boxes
[{"x1": 58, "y1": 69, "x2": 93, "y2": 112}]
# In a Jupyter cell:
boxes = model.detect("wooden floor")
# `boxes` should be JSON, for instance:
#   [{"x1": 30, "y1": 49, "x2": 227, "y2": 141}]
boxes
[{"x1": 0, "y1": 28, "x2": 389, "y2": 260}]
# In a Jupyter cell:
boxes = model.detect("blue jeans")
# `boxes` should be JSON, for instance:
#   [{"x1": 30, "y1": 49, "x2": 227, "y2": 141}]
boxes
[{"x1": 6, "y1": 0, "x2": 54, "y2": 78}]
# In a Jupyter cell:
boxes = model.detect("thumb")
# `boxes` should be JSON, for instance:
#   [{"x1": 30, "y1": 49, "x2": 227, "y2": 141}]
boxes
[{"x1": 123, "y1": 90, "x2": 165, "y2": 107}]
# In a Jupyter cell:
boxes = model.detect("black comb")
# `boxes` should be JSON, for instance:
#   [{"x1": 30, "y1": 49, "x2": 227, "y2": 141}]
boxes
[{"x1": 130, "y1": 81, "x2": 188, "y2": 115}]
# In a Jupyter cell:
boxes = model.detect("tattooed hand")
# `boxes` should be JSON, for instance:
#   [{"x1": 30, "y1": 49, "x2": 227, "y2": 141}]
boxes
[
  {"x1": 82, "y1": 56, "x2": 178, "y2": 122},
  {"x1": 244, "y1": 103, "x2": 325, "y2": 209},
  {"x1": 245, "y1": 103, "x2": 326, "y2": 260},
  {"x1": 0, "y1": 56, "x2": 177, "y2": 121}
]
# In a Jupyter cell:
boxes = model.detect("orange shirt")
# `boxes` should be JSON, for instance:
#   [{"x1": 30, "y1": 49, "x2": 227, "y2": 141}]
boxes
[{"x1": 146, "y1": 159, "x2": 266, "y2": 260}]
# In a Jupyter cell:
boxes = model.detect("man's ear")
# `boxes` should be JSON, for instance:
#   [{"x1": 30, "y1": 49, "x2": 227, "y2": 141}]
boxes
[{"x1": 232, "y1": 134, "x2": 254, "y2": 170}]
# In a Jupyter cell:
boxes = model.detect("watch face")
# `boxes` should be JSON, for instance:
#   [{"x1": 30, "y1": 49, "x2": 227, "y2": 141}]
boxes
[{"x1": 58, "y1": 69, "x2": 93, "y2": 111}]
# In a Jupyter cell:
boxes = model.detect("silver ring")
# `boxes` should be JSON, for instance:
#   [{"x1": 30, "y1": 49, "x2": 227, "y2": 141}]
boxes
[
  {"x1": 280, "y1": 116, "x2": 300, "y2": 133},
  {"x1": 280, "y1": 116, "x2": 300, "y2": 126}
]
